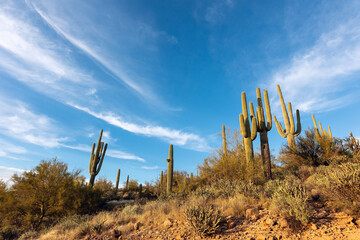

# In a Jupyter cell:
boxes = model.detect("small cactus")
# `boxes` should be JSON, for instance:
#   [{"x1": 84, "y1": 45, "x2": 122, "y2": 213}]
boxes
[
  {"x1": 160, "y1": 170, "x2": 164, "y2": 188},
  {"x1": 239, "y1": 92, "x2": 257, "y2": 165},
  {"x1": 273, "y1": 85, "x2": 301, "y2": 149},
  {"x1": 126, "y1": 175, "x2": 130, "y2": 190},
  {"x1": 166, "y1": 144, "x2": 174, "y2": 195},
  {"x1": 255, "y1": 88, "x2": 272, "y2": 180},
  {"x1": 349, "y1": 132, "x2": 360, "y2": 154},
  {"x1": 312, "y1": 115, "x2": 333, "y2": 155},
  {"x1": 139, "y1": 184, "x2": 142, "y2": 198},
  {"x1": 115, "y1": 169, "x2": 120, "y2": 194},
  {"x1": 222, "y1": 125, "x2": 227, "y2": 156},
  {"x1": 89, "y1": 129, "x2": 108, "y2": 188}
]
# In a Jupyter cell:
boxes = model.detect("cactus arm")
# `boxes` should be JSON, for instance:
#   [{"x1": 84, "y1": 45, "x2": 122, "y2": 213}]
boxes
[
  {"x1": 95, "y1": 144, "x2": 107, "y2": 175},
  {"x1": 328, "y1": 126, "x2": 332, "y2": 138},
  {"x1": 277, "y1": 85, "x2": 290, "y2": 131},
  {"x1": 294, "y1": 110, "x2": 301, "y2": 136},
  {"x1": 288, "y1": 102, "x2": 295, "y2": 134},
  {"x1": 274, "y1": 116, "x2": 287, "y2": 138},
  {"x1": 222, "y1": 125, "x2": 227, "y2": 155},
  {"x1": 241, "y1": 92, "x2": 249, "y2": 120},
  {"x1": 264, "y1": 90, "x2": 272, "y2": 131},
  {"x1": 318, "y1": 121, "x2": 324, "y2": 136},
  {"x1": 257, "y1": 106, "x2": 265, "y2": 131},
  {"x1": 94, "y1": 130, "x2": 103, "y2": 164},
  {"x1": 250, "y1": 115, "x2": 257, "y2": 141},
  {"x1": 239, "y1": 114, "x2": 248, "y2": 138},
  {"x1": 249, "y1": 102, "x2": 255, "y2": 119},
  {"x1": 89, "y1": 143, "x2": 96, "y2": 174}
]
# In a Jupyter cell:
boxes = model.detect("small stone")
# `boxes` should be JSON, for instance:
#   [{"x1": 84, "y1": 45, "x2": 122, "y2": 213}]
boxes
[
  {"x1": 227, "y1": 219, "x2": 236, "y2": 228},
  {"x1": 266, "y1": 218, "x2": 274, "y2": 226},
  {"x1": 246, "y1": 208, "x2": 259, "y2": 221},
  {"x1": 256, "y1": 235, "x2": 266, "y2": 240},
  {"x1": 278, "y1": 218, "x2": 289, "y2": 228},
  {"x1": 134, "y1": 222, "x2": 141, "y2": 230},
  {"x1": 311, "y1": 223, "x2": 317, "y2": 230},
  {"x1": 164, "y1": 218, "x2": 173, "y2": 228},
  {"x1": 314, "y1": 202, "x2": 324, "y2": 208}
]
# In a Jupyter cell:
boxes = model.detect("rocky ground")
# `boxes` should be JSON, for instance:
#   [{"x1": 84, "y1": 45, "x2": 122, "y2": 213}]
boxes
[{"x1": 86, "y1": 202, "x2": 360, "y2": 240}]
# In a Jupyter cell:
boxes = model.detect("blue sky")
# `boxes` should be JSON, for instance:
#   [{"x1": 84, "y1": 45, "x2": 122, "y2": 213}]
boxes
[{"x1": 1, "y1": 0, "x2": 360, "y2": 185}]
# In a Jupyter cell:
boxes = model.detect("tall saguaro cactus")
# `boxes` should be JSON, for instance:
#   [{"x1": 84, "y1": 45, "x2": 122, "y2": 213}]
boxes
[
  {"x1": 273, "y1": 85, "x2": 301, "y2": 149},
  {"x1": 222, "y1": 125, "x2": 227, "y2": 156},
  {"x1": 126, "y1": 175, "x2": 130, "y2": 190},
  {"x1": 255, "y1": 88, "x2": 272, "y2": 180},
  {"x1": 115, "y1": 169, "x2": 120, "y2": 194},
  {"x1": 166, "y1": 144, "x2": 174, "y2": 195},
  {"x1": 239, "y1": 92, "x2": 257, "y2": 164},
  {"x1": 89, "y1": 129, "x2": 108, "y2": 188}
]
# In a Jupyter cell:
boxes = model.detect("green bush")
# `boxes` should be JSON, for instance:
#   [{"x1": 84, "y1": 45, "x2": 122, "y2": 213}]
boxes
[
  {"x1": 185, "y1": 204, "x2": 222, "y2": 237},
  {"x1": 270, "y1": 181, "x2": 312, "y2": 226}
]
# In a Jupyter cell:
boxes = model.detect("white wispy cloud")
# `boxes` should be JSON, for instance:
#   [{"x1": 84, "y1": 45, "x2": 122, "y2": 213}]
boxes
[
  {"x1": 141, "y1": 165, "x2": 159, "y2": 170},
  {"x1": 27, "y1": 0, "x2": 175, "y2": 108},
  {"x1": 0, "y1": 166, "x2": 25, "y2": 182},
  {"x1": 0, "y1": 97, "x2": 67, "y2": 148},
  {"x1": 0, "y1": 139, "x2": 27, "y2": 160},
  {"x1": 0, "y1": 4, "x2": 98, "y2": 106},
  {"x1": 68, "y1": 104, "x2": 210, "y2": 152},
  {"x1": 270, "y1": 15, "x2": 360, "y2": 113},
  {"x1": 62, "y1": 144, "x2": 145, "y2": 162}
]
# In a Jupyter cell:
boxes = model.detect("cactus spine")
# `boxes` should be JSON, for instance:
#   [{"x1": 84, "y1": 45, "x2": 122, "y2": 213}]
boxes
[
  {"x1": 166, "y1": 144, "x2": 174, "y2": 195},
  {"x1": 89, "y1": 129, "x2": 108, "y2": 188},
  {"x1": 115, "y1": 169, "x2": 120, "y2": 194},
  {"x1": 239, "y1": 92, "x2": 257, "y2": 164},
  {"x1": 255, "y1": 88, "x2": 272, "y2": 180},
  {"x1": 273, "y1": 85, "x2": 301, "y2": 149},
  {"x1": 126, "y1": 175, "x2": 129, "y2": 190},
  {"x1": 222, "y1": 125, "x2": 227, "y2": 156}
]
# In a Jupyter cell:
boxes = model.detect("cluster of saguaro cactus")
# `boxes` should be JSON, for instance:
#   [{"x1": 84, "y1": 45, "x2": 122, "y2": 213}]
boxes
[
  {"x1": 239, "y1": 92, "x2": 257, "y2": 165},
  {"x1": 115, "y1": 169, "x2": 120, "y2": 194},
  {"x1": 89, "y1": 129, "x2": 108, "y2": 188},
  {"x1": 273, "y1": 85, "x2": 301, "y2": 149},
  {"x1": 312, "y1": 114, "x2": 333, "y2": 155},
  {"x1": 166, "y1": 144, "x2": 174, "y2": 195},
  {"x1": 255, "y1": 88, "x2": 272, "y2": 180}
]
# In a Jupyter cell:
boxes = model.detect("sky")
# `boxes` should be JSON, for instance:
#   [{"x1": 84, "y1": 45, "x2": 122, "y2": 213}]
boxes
[{"x1": 0, "y1": 0, "x2": 360, "y2": 186}]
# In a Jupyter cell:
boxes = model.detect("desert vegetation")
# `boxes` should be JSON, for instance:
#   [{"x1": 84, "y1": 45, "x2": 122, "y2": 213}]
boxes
[{"x1": 1, "y1": 85, "x2": 359, "y2": 239}]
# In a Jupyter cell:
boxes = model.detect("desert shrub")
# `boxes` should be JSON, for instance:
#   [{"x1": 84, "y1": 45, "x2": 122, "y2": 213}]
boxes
[
  {"x1": 0, "y1": 158, "x2": 104, "y2": 235},
  {"x1": 0, "y1": 225, "x2": 20, "y2": 240},
  {"x1": 198, "y1": 129, "x2": 264, "y2": 184},
  {"x1": 94, "y1": 178, "x2": 114, "y2": 198},
  {"x1": 313, "y1": 162, "x2": 360, "y2": 213},
  {"x1": 185, "y1": 204, "x2": 222, "y2": 237},
  {"x1": 122, "y1": 204, "x2": 143, "y2": 216},
  {"x1": 270, "y1": 181, "x2": 312, "y2": 226},
  {"x1": 53, "y1": 215, "x2": 91, "y2": 233},
  {"x1": 18, "y1": 230, "x2": 39, "y2": 240}
]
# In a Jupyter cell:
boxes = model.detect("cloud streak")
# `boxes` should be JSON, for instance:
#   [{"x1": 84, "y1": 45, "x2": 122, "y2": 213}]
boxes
[
  {"x1": 270, "y1": 15, "x2": 360, "y2": 113},
  {"x1": 0, "y1": 166, "x2": 25, "y2": 182},
  {"x1": 69, "y1": 104, "x2": 210, "y2": 152}
]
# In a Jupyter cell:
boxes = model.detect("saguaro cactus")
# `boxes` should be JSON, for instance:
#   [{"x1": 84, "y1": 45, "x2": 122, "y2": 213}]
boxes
[
  {"x1": 160, "y1": 170, "x2": 164, "y2": 188},
  {"x1": 348, "y1": 132, "x2": 359, "y2": 154},
  {"x1": 89, "y1": 129, "x2": 108, "y2": 188},
  {"x1": 222, "y1": 125, "x2": 227, "y2": 156},
  {"x1": 273, "y1": 85, "x2": 301, "y2": 149},
  {"x1": 166, "y1": 144, "x2": 174, "y2": 195},
  {"x1": 312, "y1": 115, "x2": 332, "y2": 140},
  {"x1": 126, "y1": 175, "x2": 129, "y2": 190},
  {"x1": 139, "y1": 184, "x2": 142, "y2": 198},
  {"x1": 239, "y1": 92, "x2": 257, "y2": 164},
  {"x1": 255, "y1": 88, "x2": 272, "y2": 180},
  {"x1": 115, "y1": 169, "x2": 120, "y2": 194}
]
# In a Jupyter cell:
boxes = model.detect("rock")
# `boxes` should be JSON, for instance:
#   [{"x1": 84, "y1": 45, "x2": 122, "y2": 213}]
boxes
[
  {"x1": 278, "y1": 218, "x2": 289, "y2": 228},
  {"x1": 338, "y1": 216, "x2": 354, "y2": 226},
  {"x1": 246, "y1": 208, "x2": 259, "y2": 221},
  {"x1": 311, "y1": 223, "x2": 318, "y2": 230},
  {"x1": 266, "y1": 218, "x2": 275, "y2": 226},
  {"x1": 164, "y1": 218, "x2": 174, "y2": 228},
  {"x1": 256, "y1": 235, "x2": 266, "y2": 240},
  {"x1": 227, "y1": 219, "x2": 236, "y2": 228},
  {"x1": 314, "y1": 202, "x2": 324, "y2": 208},
  {"x1": 134, "y1": 222, "x2": 141, "y2": 230}
]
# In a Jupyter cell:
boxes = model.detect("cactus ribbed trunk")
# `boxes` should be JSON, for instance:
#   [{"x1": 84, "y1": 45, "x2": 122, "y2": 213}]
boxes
[
  {"x1": 160, "y1": 171, "x2": 163, "y2": 188},
  {"x1": 115, "y1": 169, "x2": 120, "y2": 194},
  {"x1": 166, "y1": 144, "x2": 174, "y2": 195},
  {"x1": 139, "y1": 184, "x2": 142, "y2": 198},
  {"x1": 126, "y1": 175, "x2": 129, "y2": 190},
  {"x1": 260, "y1": 132, "x2": 271, "y2": 179}
]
